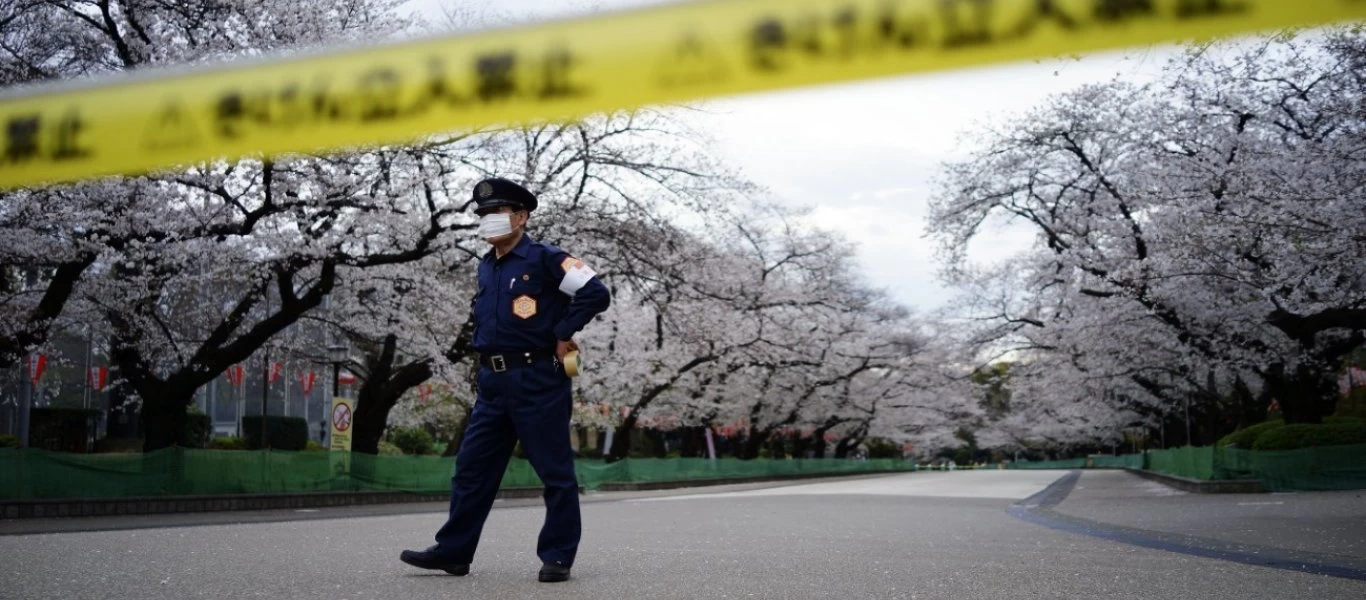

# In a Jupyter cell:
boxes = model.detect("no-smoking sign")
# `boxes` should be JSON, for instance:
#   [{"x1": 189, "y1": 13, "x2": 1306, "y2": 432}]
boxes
[{"x1": 332, "y1": 402, "x2": 352, "y2": 432}]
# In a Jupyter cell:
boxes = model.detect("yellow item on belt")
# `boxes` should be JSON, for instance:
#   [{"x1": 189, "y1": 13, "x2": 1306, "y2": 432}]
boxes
[
  {"x1": 563, "y1": 350, "x2": 582, "y2": 378},
  {"x1": 2, "y1": 0, "x2": 1362, "y2": 190}
]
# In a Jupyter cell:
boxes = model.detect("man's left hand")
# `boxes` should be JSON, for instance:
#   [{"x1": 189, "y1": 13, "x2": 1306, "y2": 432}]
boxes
[{"x1": 556, "y1": 339, "x2": 579, "y2": 361}]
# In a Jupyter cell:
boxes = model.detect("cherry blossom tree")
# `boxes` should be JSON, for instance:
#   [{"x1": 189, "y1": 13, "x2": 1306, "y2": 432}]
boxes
[{"x1": 929, "y1": 29, "x2": 1366, "y2": 447}]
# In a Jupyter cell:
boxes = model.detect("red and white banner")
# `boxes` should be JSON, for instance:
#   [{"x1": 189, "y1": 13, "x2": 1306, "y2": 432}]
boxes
[
  {"x1": 27, "y1": 354, "x2": 47, "y2": 385},
  {"x1": 224, "y1": 364, "x2": 245, "y2": 387},
  {"x1": 87, "y1": 366, "x2": 109, "y2": 391},
  {"x1": 300, "y1": 371, "x2": 317, "y2": 395},
  {"x1": 338, "y1": 371, "x2": 357, "y2": 385},
  {"x1": 268, "y1": 362, "x2": 283, "y2": 384}
]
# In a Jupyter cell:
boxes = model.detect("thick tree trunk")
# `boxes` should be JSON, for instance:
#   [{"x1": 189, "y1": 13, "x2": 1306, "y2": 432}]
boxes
[
  {"x1": 811, "y1": 435, "x2": 829, "y2": 459},
  {"x1": 351, "y1": 384, "x2": 397, "y2": 455},
  {"x1": 139, "y1": 390, "x2": 195, "y2": 451},
  {"x1": 350, "y1": 334, "x2": 437, "y2": 455},
  {"x1": 608, "y1": 414, "x2": 638, "y2": 461},
  {"x1": 679, "y1": 426, "x2": 704, "y2": 457},
  {"x1": 767, "y1": 437, "x2": 788, "y2": 459},
  {"x1": 833, "y1": 437, "x2": 860, "y2": 458},
  {"x1": 739, "y1": 430, "x2": 770, "y2": 459},
  {"x1": 1265, "y1": 362, "x2": 1338, "y2": 424}
]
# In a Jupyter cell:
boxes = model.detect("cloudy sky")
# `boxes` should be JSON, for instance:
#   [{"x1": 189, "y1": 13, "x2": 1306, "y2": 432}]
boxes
[{"x1": 405, "y1": 0, "x2": 1181, "y2": 310}]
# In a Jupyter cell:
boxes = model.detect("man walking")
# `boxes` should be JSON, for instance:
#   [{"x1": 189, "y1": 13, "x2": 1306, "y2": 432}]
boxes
[{"x1": 401, "y1": 177, "x2": 611, "y2": 582}]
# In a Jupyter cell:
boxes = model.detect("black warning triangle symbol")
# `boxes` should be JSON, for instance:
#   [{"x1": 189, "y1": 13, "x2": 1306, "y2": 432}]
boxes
[
  {"x1": 656, "y1": 31, "x2": 729, "y2": 89},
  {"x1": 143, "y1": 101, "x2": 200, "y2": 151}
]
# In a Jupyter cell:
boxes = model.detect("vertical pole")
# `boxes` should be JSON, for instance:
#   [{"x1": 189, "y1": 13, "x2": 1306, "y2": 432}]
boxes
[
  {"x1": 283, "y1": 365, "x2": 290, "y2": 418},
  {"x1": 261, "y1": 347, "x2": 269, "y2": 449},
  {"x1": 18, "y1": 358, "x2": 31, "y2": 448},
  {"x1": 235, "y1": 376, "x2": 243, "y2": 438},
  {"x1": 84, "y1": 328, "x2": 93, "y2": 410},
  {"x1": 207, "y1": 375, "x2": 216, "y2": 437},
  {"x1": 1184, "y1": 395, "x2": 1192, "y2": 447},
  {"x1": 329, "y1": 362, "x2": 341, "y2": 446}
]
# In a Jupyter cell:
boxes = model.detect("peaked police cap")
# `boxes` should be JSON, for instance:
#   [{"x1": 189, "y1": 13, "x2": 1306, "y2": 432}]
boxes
[{"x1": 472, "y1": 177, "x2": 538, "y2": 213}]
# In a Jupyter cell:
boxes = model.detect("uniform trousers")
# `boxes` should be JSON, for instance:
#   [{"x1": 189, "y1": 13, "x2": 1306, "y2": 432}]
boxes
[{"x1": 433, "y1": 358, "x2": 580, "y2": 567}]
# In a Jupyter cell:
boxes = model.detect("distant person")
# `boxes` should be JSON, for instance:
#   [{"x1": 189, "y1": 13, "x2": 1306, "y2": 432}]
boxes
[{"x1": 400, "y1": 178, "x2": 611, "y2": 583}]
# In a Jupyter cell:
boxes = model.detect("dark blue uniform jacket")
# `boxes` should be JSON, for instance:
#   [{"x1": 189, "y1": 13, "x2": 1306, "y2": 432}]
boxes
[{"x1": 472, "y1": 234, "x2": 611, "y2": 353}]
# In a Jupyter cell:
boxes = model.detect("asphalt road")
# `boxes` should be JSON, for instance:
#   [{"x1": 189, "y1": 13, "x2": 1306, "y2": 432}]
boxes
[{"x1": 3, "y1": 470, "x2": 1364, "y2": 599}]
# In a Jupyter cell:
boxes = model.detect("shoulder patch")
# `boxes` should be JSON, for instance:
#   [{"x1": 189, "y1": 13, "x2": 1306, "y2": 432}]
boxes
[{"x1": 561, "y1": 257, "x2": 586, "y2": 272}]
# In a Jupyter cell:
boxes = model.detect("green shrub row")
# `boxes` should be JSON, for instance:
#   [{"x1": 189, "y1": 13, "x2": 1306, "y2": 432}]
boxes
[
  {"x1": 241, "y1": 416, "x2": 309, "y2": 450},
  {"x1": 387, "y1": 427, "x2": 435, "y2": 455},
  {"x1": 1217, "y1": 416, "x2": 1363, "y2": 449},
  {"x1": 1252, "y1": 422, "x2": 1366, "y2": 451}
]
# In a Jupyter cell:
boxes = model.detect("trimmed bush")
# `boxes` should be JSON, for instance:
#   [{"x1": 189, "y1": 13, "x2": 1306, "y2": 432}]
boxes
[
  {"x1": 866, "y1": 437, "x2": 902, "y2": 459},
  {"x1": 1252, "y1": 422, "x2": 1366, "y2": 451},
  {"x1": 1217, "y1": 420, "x2": 1285, "y2": 448},
  {"x1": 208, "y1": 436, "x2": 248, "y2": 450},
  {"x1": 305, "y1": 440, "x2": 325, "y2": 452},
  {"x1": 93, "y1": 437, "x2": 143, "y2": 453},
  {"x1": 179, "y1": 412, "x2": 212, "y2": 448},
  {"x1": 388, "y1": 427, "x2": 435, "y2": 455},
  {"x1": 241, "y1": 416, "x2": 309, "y2": 450},
  {"x1": 0, "y1": 434, "x2": 19, "y2": 448},
  {"x1": 29, "y1": 408, "x2": 100, "y2": 452},
  {"x1": 377, "y1": 440, "x2": 403, "y2": 456},
  {"x1": 1218, "y1": 416, "x2": 1363, "y2": 449}
]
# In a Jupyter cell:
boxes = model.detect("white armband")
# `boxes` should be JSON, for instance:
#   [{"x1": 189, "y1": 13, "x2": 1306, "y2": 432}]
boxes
[{"x1": 558, "y1": 257, "x2": 596, "y2": 296}]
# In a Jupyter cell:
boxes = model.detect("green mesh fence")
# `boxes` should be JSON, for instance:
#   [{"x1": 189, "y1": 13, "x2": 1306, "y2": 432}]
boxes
[
  {"x1": 1006, "y1": 444, "x2": 1366, "y2": 492},
  {"x1": 0, "y1": 449, "x2": 917, "y2": 500},
  {"x1": 1091, "y1": 454, "x2": 1144, "y2": 469},
  {"x1": 1146, "y1": 446, "x2": 1216, "y2": 480},
  {"x1": 1219, "y1": 445, "x2": 1366, "y2": 492},
  {"x1": 1006, "y1": 458, "x2": 1088, "y2": 470}
]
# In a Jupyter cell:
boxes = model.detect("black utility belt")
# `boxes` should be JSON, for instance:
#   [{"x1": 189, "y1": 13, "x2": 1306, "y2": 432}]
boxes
[{"x1": 479, "y1": 349, "x2": 556, "y2": 372}]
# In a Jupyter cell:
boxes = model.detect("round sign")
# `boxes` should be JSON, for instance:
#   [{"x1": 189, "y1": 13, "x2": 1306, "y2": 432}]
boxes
[{"x1": 332, "y1": 402, "x2": 352, "y2": 432}]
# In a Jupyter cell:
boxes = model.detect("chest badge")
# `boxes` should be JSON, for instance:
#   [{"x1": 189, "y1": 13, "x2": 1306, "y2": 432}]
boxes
[{"x1": 512, "y1": 295, "x2": 537, "y2": 319}]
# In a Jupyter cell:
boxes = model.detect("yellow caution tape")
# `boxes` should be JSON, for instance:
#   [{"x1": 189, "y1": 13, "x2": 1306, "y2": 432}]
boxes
[{"x1": 1, "y1": 0, "x2": 1362, "y2": 189}]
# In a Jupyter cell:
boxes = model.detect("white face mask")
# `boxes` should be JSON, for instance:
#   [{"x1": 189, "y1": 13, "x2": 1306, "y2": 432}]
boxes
[{"x1": 478, "y1": 213, "x2": 514, "y2": 240}]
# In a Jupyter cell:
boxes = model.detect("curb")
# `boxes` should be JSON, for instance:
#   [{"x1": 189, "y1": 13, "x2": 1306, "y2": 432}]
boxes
[
  {"x1": 1124, "y1": 468, "x2": 1264, "y2": 493},
  {"x1": 1010, "y1": 471, "x2": 1366, "y2": 582},
  {"x1": 1, "y1": 470, "x2": 913, "y2": 520},
  {"x1": 0, "y1": 488, "x2": 535, "y2": 520},
  {"x1": 592, "y1": 470, "x2": 904, "y2": 492}
]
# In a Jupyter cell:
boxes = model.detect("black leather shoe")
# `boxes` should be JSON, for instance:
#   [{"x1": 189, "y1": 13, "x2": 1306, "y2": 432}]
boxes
[
  {"x1": 538, "y1": 562, "x2": 571, "y2": 582},
  {"x1": 399, "y1": 546, "x2": 470, "y2": 575}
]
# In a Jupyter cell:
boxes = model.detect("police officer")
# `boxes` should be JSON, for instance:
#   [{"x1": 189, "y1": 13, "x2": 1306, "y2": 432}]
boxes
[{"x1": 400, "y1": 177, "x2": 610, "y2": 583}]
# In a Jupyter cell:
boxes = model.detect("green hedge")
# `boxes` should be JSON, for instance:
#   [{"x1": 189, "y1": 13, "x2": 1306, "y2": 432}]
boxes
[
  {"x1": 240, "y1": 416, "x2": 309, "y2": 451},
  {"x1": 1252, "y1": 422, "x2": 1366, "y2": 451},
  {"x1": 1217, "y1": 420, "x2": 1286, "y2": 448},
  {"x1": 29, "y1": 408, "x2": 100, "y2": 453},
  {"x1": 388, "y1": 427, "x2": 435, "y2": 455},
  {"x1": 208, "y1": 436, "x2": 248, "y2": 450},
  {"x1": 1218, "y1": 417, "x2": 1364, "y2": 449},
  {"x1": 180, "y1": 413, "x2": 212, "y2": 448}
]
